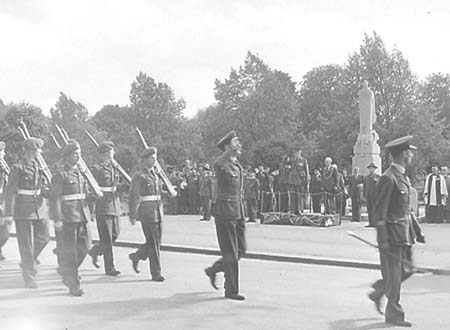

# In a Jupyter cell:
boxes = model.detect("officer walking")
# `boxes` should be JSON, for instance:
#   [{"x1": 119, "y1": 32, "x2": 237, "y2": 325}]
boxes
[
  {"x1": 49, "y1": 141, "x2": 92, "y2": 296},
  {"x1": 88, "y1": 141, "x2": 127, "y2": 276},
  {"x1": 204, "y1": 130, "x2": 247, "y2": 301},
  {"x1": 4, "y1": 137, "x2": 50, "y2": 288},
  {"x1": 0, "y1": 142, "x2": 10, "y2": 263},
  {"x1": 368, "y1": 136, "x2": 423, "y2": 327},
  {"x1": 128, "y1": 147, "x2": 165, "y2": 282}
]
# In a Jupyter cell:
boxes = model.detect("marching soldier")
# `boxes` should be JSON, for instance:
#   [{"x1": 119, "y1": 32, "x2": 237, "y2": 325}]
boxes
[
  {"x1": 4, "y1": 138, "x2": 50, "y2": 288},
  {"x1": 88, "y1": 141, "x2": 126, "y2": 276},
  {"x1": 204, "y1": 130, "x2": 247, "y2": 301},
  {"x1": 0, "y1": 142, "x2": 10, "y2": 263},
  {"x1": 49, "y1": 140, "x2": 91, "y2": 296},
  {"x1": 368, "y1": 136, "x2": 423, "y2": 327},
  {"x1": 128, "y1": 147, "x2": 165, "y2": 282}
]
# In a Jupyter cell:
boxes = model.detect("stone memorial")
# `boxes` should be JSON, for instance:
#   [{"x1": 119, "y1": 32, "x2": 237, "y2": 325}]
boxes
[{"x1": 352, "y1": 81, "x2": 381, "y2": 175}]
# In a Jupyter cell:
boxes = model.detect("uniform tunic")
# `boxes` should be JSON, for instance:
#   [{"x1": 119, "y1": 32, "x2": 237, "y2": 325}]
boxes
[
  {"x1": 207, "y1": 153, "x2": 247, "y2": 295},
  {"x1": 89, "y1": 161, "x2": 124, "y2": 272},
  {"x1": 128, "y1": 166, "x2": 164, "y2": 278},
  {"x1": 371, "y1": 164, "x2": 417, "y2": 323},
  {"x1": 5, "y1": 158, "x2": 50, "y2": 283},
  {"x1": 49, "y1": 163, "x2": 91, "y2": 290}
]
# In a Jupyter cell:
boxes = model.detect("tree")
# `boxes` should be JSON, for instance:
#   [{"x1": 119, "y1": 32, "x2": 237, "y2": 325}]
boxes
[
  {"x1": 50, "y1": 92, "x2": 89, "y2": 131},
  {"x1": 129, "y1": 72, "x2": 185, "y2": 137},
  {"x1": 419, "y1": 73, "x2": 450, "y2": 129},
  {"x1": 346, "y1": 32, "x2": 418, "y2": 133}
]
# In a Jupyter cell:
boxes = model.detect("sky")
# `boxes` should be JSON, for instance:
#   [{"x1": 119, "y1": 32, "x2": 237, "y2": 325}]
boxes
[{"x1": 1, "y1": 0, "x2": 450, "y2": 118}]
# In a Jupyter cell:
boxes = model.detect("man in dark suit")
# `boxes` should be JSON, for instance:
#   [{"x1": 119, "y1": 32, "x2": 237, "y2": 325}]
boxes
[
  {"x1": 364, "y1": 163, "x2": 380, "y2": 227},
  {"x1": 349, "y1": 167, "x2": 364, "y2": 222},
  {"x1": 321, "y1": 157, "x2": 339, "y2": 214},
  {"x1": 367, "y1": 136, "x2": 420, "y2": 327},
  {"x1": 204, "y1": 130, "x2": 246, "y2": 301}
]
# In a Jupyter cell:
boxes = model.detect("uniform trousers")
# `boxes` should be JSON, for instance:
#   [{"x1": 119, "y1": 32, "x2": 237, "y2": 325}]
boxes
[
  {"x1": 89, "y1": 215, "x2": 120, "y2": 272},
  {"x1": 289, "y1": 185, "x2": 304, "y2": 214},
  {"x1": 323, "y1": 191, "x2": 336, "y2": 214},
  {"x1": 130, "y1": 222, "x2": 162, "y2": 278},
  {"x1": 367, "y1": 198, "x2": 375, "y2": 226},
  {"x1": 0, "y1": 222, "x2": 11, "y2": 257},
  {"x1": 60, "y1": 222, "x2": 91, "y2": 289},
  {"x1": 371, "y1": 246, "x2": 413, "y2": 323},
  {"x1": 208, "y1": 219, "x2": 246, "y2": 295},
  {"x1": 245, "y1": 198, "x2": 257, "y2": 221},
  {"x1": 15, "y1": 219, "x2": 49, "y2": 283},
  {"x1": 200, "y1": 196, "x2": 212, "y2": 220}
]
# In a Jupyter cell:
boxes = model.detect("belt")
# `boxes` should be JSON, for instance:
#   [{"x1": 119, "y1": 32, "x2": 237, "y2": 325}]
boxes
[
  {"x1": 17, "y1": 189, "x2": 41, "y2": 196},
  {"x1": 141, "y1": 195, "x2": 161, "y2": 201},
  {"x1": 99, "y1": 186, "x2": 116, "y2": 192},
  {"x1": 61, "y1": 193, "x2": 86, "y2": 201}
]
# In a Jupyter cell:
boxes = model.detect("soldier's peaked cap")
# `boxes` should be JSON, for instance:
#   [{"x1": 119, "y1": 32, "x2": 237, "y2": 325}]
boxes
[
  {"x1": 98, "y1": 141, "x2": 114, "y2": 153},
  {"x1": 384, "y1": 135, "x2": 417, "y2": 153},
  {"x1": 140, "y1": 147, "x2": 157, "y2": 158},
  {"x1": 62, "y1": 140, "x2": 80, "y2": 157},
  {"x1": 367, "y1": 162, "x2": 378, "y2": 169},
  {"x1": 24, "y1": 137, "x2": 44, "y2": 150},
  {"x1": 217, "y1": 130, "x2": 237, "y2": 151}
]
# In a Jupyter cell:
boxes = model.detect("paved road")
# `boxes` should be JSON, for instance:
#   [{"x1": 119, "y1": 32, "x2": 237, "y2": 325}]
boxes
[{"x1": 1, "y1": 239, "x2": 449, "y2": 330}]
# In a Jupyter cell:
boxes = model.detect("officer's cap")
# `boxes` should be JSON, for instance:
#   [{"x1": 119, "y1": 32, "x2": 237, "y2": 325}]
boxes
[
  {"x1": 384, "y1": 135, "x2": 417, "y2": 153},
  {"x1": 217, "y1": 130, "x2": 237, "y2": 151},
  {"x1": 98, "y1": 141, "x2": 114, "y2": 154},
  {"x1": 0, "y1": 141, "x2": 5, "y2": 150},
  {"x1": 367, "y1": 162, "x2": 378, "y2": 169},
  {"x1": 140, "y1": 147, "x2": 157, "y2": 159},
  {"x1": 24, "y1": 137, "x2": 44, "y2": 150},
  {"x1": 62, "y1": 140, "x2": 80, "y2": 158}
]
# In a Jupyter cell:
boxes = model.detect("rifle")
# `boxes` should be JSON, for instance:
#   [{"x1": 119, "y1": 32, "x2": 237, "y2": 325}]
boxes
[
  {"x1": 18, "y1": 119, "x2": 52, "y2": 184},
  {"x1": 54, "y1": 124, "x2": 103, "y2": 198},
  {"x1": 135, "y1": 127, "x2": 177, "y2": 198},
  {"x1": 83, "y1": 130, "x2": 132, "y2": 184}
]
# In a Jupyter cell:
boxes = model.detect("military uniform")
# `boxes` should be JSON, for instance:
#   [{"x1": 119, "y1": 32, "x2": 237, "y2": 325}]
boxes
[
  {"x1": 89, "y1": 159, "x2": 126, "y2": 274},
  {"x1": 288, "y1": 155, "x2": 309, "y2": 214},
  {"x1": 4, "y1": 139, "x2": 50, "y2": 286},
  {"x1": 199, "y1": 167, "x2": 213, "y2": 221},
  {"x1": 244, "y1": 174, "x2": 259, "y2": 222},
  {"x1": 278, "y1": 158, "x2": 291, "y2": 212},
  {"x1": 205, "y1": 131, "x2": 247, "y2": 299},
  {"x1": 49, "y1": 159, "x2": 91, "y2": 294},
  {"x1": 128, "y1": 157, "x2": 165, "y2": 280},
  {"x1": 0, "y1": 147, "x2": 10, "y2": 261},
  {"x1": 369, "y1": 136, "x2": 420, "y2": 326}
]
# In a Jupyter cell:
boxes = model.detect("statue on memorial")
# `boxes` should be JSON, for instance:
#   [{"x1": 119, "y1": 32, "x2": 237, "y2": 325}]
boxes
[{"x1": 358, "y1": 80, "x2": 376, "y2": 135}]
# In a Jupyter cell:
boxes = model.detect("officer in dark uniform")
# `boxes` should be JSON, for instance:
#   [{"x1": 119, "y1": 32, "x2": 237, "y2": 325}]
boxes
[
  {"x1": 128, "y1": 147, "x2": 165, "y2": 282},
  {"x1": 88, "y1": 141, "x2": 127, "y2": 276},
  {"x1": 368, "y1": 136, "x2": 422, "y2": 327},
  {"x1": 204, "y1": 130, "x2": 247, "y2": 301},
  {"x1": 0, "y1": 141, "x2": 10, "y2": 262},
  {"x1": 4, "y1": 137, "x2": 50, "y2": 288},
  {"x1": 49, "y1": 140, "x2": 92, "y2": 296}
]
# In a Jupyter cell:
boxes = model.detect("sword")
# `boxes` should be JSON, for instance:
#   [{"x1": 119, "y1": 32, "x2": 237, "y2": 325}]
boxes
[{"x1": 346, "y1": 231, "x2": 431, "y2": 275}]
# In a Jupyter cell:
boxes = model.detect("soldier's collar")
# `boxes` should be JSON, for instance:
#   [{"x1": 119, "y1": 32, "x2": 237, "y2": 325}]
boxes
[{"x1": 391, "y1": 162, "x2": 406, "y2": 175}]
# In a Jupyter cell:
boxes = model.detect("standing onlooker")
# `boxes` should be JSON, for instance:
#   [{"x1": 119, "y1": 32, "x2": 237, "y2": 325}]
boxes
[
  {"x1": 244, "y1": 169, "x2": 260, "y2": 222},
  {"x1": 364, "y1": 163, "x2": 380, "y2": 227},
  {"x1": 288, "y1": 150, "x2": 310, "y2": 214},
  {"x1": 309, "y1": 168, "x2": 322, "y2": 213},
  {"x1": 199, "y1": 164, "x2": 214, "y2": 221},
  {"x1": 349, "y1": 167, "x2": 364, "y2": 222},
  {"x1": 278, "y1": 155, "x2": 291, "y2": 212},
  {"x1": 424, "y1": 164, "x2": 448, "y2": 223},
  {"x1": 187, "y1": 167, "x2": 199, "y2": 214},
  {"x1": 256, "y1": 165, "x2": 269, "y2": 215},
  {"x1": 336, "y1": 167, "x2": 347, "y2": 216},
  {"x1": 322, "y1": 157, "x2": 339, "y2": 214},
  {"x1": 441, "y1": 166, "x2": 450, "y2": 222}
]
